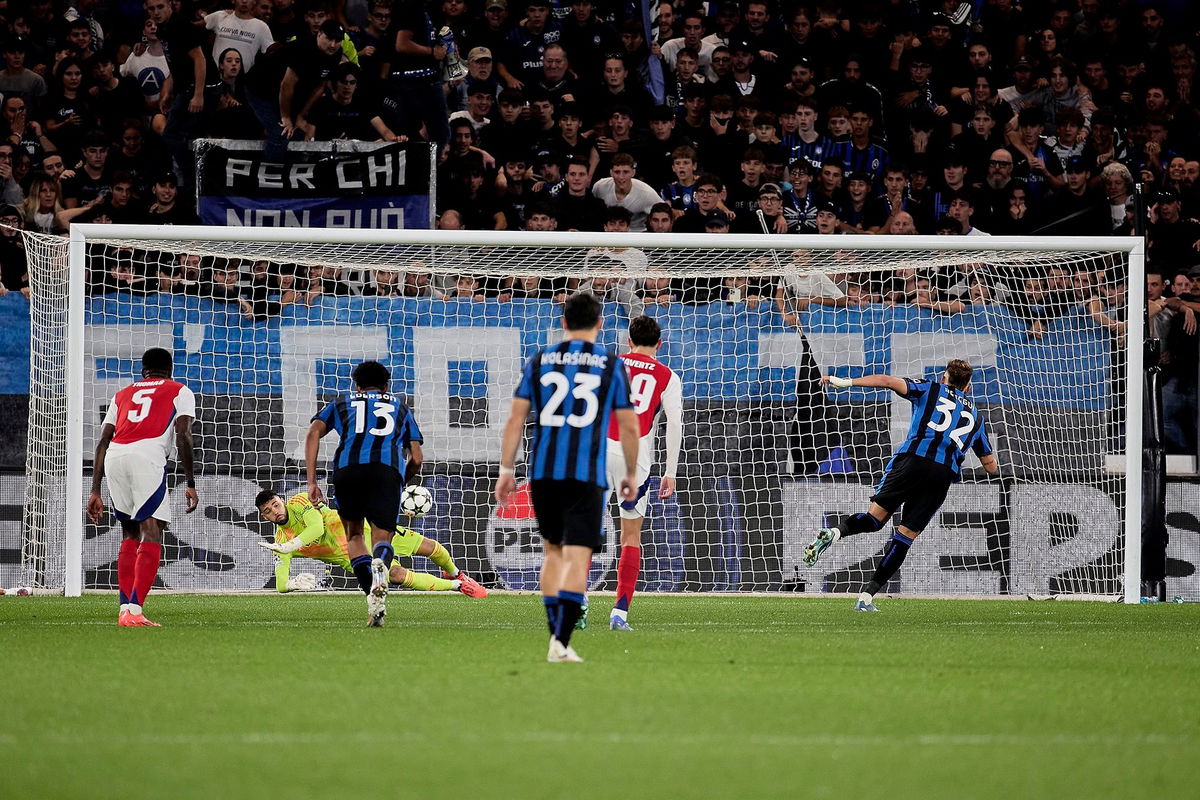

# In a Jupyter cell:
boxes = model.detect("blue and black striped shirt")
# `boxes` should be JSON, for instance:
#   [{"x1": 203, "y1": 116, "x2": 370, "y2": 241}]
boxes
[
  {"x1": 515, "y1": 339, "x2": 633, "y2": 487},
  {"x1": 314, "y1": 391, "x2": 423, "y2": 476},
  {"x1": 891, "y1": 378, "x2": 992, "y2": 476}
]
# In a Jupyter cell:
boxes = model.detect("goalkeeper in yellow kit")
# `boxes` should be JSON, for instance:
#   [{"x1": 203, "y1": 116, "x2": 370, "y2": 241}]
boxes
[{"x1": 253, "y1": 489, "x2": 487, "y2": 597}]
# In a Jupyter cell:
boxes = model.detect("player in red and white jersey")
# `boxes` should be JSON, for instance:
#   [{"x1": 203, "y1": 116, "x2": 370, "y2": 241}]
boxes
[
  {"x1": 603, "y1": 315, "x2": 683, "y2": 631},
  {"x1": 86, "y1": 348, "x2": 198, "y2": 627}
]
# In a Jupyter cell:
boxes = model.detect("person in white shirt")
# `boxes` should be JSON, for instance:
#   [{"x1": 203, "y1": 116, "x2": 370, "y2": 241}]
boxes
[
  {"x1": 591, "y1": 153, "x2": 661, "y2": 231},
  {"x1": 660, "y1": 11, "x2": 715, "y2": 76},
  {"x1": 204, "y1": 0, "x2": 275, "y2": 75},
  {"x1": 946, "y1": 189, "x2": 990, "y2": 235},
  {"x1": 576, "y1": 206, "x2": 647, "y2": 318}
]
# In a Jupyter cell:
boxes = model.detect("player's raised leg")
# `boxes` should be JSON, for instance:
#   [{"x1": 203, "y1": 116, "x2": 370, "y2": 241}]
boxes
[{"x1": 803, "y1": 502, "x2": 891, "y2": 567}]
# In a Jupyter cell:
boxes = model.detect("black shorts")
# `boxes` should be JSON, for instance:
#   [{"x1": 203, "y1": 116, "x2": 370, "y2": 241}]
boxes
[
  {"x1": 871, "y1": 454, "x2": 955, "y2": 533},
  {"x1": 331, "y1": 463, "x2": 403, "y2": 532},
  {"x1": 530, "y1": 479, "x2": 606, "y2": 552}
]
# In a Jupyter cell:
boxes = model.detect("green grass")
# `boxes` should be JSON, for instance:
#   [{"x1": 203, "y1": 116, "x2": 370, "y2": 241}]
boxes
[{"x1": 1, "y1": 594, "x2": 1196, "y2": 800}]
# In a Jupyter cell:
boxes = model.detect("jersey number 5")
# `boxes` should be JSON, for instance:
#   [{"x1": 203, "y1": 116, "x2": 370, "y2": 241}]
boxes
[
  {"x1": 126, "y1": 387, "x2": 156, "y2": 423},
  {"x1": 927, "y1": 396, "x2": 975, "y2": 450},
  {"x1": 539, "y1": 372, "x2": 602, "y2": 428},
  {"x1": 350, "y1": 400, "x2": 396, "y2": 435}
]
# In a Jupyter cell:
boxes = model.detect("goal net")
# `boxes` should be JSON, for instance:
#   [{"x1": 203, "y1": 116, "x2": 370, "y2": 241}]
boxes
[{"x1": 20, "y1": 226, "x2": 1147, "y2": 601}]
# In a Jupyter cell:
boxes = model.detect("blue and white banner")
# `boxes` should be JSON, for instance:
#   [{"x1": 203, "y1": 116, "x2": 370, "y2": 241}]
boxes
[
  {"x1": 195, "y1": 140, "x2": 435, "y2": 229},
  {"x1": 76, "y1": 295, "x2": 1112, "y2": 407}
]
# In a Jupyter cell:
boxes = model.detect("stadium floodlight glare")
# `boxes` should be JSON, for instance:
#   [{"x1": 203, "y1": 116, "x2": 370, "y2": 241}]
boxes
[{"x1": 20, "y1": 225, "x2": 1144, "y2": 603}]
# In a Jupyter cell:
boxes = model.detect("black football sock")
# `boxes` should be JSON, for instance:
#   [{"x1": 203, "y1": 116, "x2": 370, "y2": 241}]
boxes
[
  {"x1": 838, "y1": 512, "x2": 885, "y2": 537},
  {"x1": 372, "y1": 541, "x2": 396, "y2": 569},
  {"x1": 351, "y1": 554, "x2": 373, "y2": 595},
  {"x1": 543, "y1": 596, "x2": 561, "y2": 635},
  {"x1": 865, "y1": 532, "x2": 912, "y2": 596},
  {"x1": 554, "y1": 591, "x2": 586, "y2": 647}
]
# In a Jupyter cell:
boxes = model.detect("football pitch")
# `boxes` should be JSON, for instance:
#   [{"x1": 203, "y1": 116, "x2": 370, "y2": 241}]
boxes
[{"x1": 1, "y1": 594, "x2": 1196, "y2": 800}]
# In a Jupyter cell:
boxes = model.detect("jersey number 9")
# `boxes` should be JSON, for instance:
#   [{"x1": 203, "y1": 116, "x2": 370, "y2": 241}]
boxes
[{"x1": 629, "y1": 373, "x2": 659, "y2": 415}]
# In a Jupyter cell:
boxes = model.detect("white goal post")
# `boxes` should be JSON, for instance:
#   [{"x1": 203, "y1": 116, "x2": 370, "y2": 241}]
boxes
[{"x1": 22, "y1": 225, "x2": 1144, "y2": 602}]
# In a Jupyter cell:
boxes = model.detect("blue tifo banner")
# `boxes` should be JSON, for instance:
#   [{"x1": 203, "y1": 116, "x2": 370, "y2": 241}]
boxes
[
  {"x1": 194, "y1": 140, "x2": 435, "y2": 229},
  {"x1": 57, "y1": 294, "x2": 1115, "y2": 408}
]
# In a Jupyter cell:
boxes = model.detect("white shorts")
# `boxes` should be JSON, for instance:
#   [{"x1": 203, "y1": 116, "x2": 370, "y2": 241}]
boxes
[
  {"x1": 105, "y1": 449, "x2": 171, "y2": 523},
  {"x1": 606, "y1": 440, "x2": 653, "y2": 519}
]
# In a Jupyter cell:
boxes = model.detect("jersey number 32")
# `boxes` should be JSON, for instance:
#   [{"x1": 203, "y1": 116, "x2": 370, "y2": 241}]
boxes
[{"x1": 927, "y1": 397, "x2": 975, "y2": 450}]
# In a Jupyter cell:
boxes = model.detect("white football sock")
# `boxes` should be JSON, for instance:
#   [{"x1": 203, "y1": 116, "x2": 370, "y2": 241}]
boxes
[
  {"x1": 610, "y1": 608, "x2": 627, "y2": 621},
  {"x1": 858, "y1": 592, "x2": 873, "y2": 605}
]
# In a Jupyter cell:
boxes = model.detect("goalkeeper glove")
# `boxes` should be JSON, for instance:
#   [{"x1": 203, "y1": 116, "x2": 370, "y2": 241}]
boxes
[
  {"x1": 826, "y1": 375, "x2": 854, "y2": 388},
  {"x1": 258, "y1": 538, "x2": 304, "y2": 554},
  {"x1": 285, "y1": 573, "x2": 319, "y2": 591}
]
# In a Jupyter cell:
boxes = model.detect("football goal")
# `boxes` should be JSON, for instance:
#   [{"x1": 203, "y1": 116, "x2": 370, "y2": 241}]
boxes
[{"x1": 19, "y1": 225, "x2": 1145, "y2": 601}]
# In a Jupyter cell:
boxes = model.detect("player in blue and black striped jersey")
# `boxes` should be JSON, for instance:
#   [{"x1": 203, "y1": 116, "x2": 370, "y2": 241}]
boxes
[
  {"x1": 304, "y1": 360, "x2": 423, "y2": 627},
  {"x1": 496, "y1": 293, "x2": 640, "y2": 662},
  {"x1": 802, "y1": 359, "x2": 1000, "y2": 611}
]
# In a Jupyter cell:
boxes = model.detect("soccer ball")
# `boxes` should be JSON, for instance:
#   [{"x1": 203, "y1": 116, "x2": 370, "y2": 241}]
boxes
[{"x1": 400, "y1": 485, "x2": 434, "y2": 518}]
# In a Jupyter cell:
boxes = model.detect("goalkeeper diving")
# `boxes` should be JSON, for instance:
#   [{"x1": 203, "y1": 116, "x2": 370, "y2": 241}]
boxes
[{"x1": 254, "y1": 489, "x2": 487, "y2": 597}]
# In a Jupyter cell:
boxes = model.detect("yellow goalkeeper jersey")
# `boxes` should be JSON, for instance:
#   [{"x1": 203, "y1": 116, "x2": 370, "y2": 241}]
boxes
[{"x1": 275, "y1": 492, "x2": 352, "y2": 568}]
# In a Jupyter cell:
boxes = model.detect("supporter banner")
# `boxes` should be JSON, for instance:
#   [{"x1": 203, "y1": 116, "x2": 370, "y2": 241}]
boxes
[
  {"x1": 194, "y1": 140, "x2": 436, "y2": 229},
  {"x1": 73, "y1": 295, "x2": 1111, "y2": 405},
  {"x1": 67, "y1": 296, "x2": 1116, "y2": 471}
]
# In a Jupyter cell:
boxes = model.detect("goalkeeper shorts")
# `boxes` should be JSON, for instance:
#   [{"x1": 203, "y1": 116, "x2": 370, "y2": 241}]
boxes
[{"x1": 391, "y1": 526, "x2": 424, "y2": 557}]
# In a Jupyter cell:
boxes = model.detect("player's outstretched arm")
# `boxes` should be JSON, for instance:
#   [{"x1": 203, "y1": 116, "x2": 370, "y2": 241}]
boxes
[
  {"x1": 495, "y1": 398, "x2": 531, "y2": 503},
  {"x1": 86, "y1": 423, "x2": 116, "y2": 523},
  {"x1": 304, "y1": 420, "x2": 328, "y2": 504},
  {"x1": 174, "y1": 415, "x2": 198, "y2": 513},
  {"x1": 614, "y1": 407, "x2": 640, "y2": 501},
  {"x1": 258, "y1": 506, "x2": 324, "y2": 554},
  {"x1": 820, "y1": 373, "x2": 909, "y2": 394}
]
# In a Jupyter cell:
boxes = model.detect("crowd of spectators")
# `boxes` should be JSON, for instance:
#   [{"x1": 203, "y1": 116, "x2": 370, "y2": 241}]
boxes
[{"x1": 0, "y1": 0, "x2": 1194, "y2": 448}]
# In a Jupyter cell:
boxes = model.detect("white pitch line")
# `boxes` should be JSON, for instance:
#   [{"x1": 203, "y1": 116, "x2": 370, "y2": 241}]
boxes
[{"x1": 0, "y1": 730, "x2": 1184, "y2": 748}]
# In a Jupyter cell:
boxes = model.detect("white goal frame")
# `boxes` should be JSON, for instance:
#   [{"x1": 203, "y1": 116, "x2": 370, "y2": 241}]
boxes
[{"x1": 59, "y1": 225, "x2": 1145, "y2": 601}]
